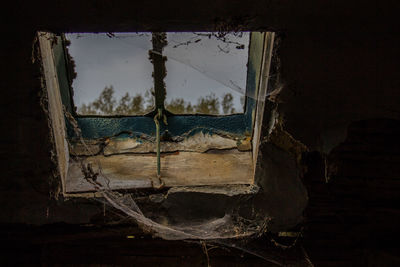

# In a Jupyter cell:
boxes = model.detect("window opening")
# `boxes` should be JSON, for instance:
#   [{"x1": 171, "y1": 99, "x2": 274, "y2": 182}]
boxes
[
  {"x1": 164, "y1": 32, "x2": 249, "y2": 115},
  {"x1": 38, "y1": 32, "x2": 310, "y2": 259},
  {"x1": 65, "y1": 32, "x2": 154, "y2": 115},
  {"x1": 41, "y1": 31, "x2": 275, "y2": 193},
  {"x1": 65, "y1": 32, "x2": 250, "y2": 116},
  {"x1": 56, "y1": 32, "x2": 265, "y2": 141}
]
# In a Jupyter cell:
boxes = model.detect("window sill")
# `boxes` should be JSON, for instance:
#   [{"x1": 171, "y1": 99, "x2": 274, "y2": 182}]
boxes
[
  {"x1": 38, "y1": 31, "x2": 275, "y2": 196},
  {"x1": 65, "y1": 148, "x2": 254, "y2": 193}
]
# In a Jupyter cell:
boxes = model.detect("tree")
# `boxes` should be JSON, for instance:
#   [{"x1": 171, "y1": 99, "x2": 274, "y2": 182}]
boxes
[
  {"x1": 194, "y1": 93, "x2": 220, "y2": 115},
  {"x1": 129, "y1": 94, "x2": 145, "y2": 114},
  {"x1": 79, "y1": 87, "x2": 236, "y2": 116},
  {"x1": 221, "y1": 93, "x2": 236, "y2": 114},
  {"x1": 78, "y1": 103, "x2": 98, "y2": 115},
  {"x1": 114, "y1": 92, "x2": 132, "y2": 114},
  {"x1": 78, "y1": 86, "x2": 156, "y2": 115},
  {"x1": 185, "y1": 102, "x2": 194, "y2": 113},
  {"x1": 78, "y1": 86, "x2": 116, "y2": 115},
  {"x1": 165, "y1": 98, "x2": 187, "y2": 114},
  {"x1": 144, "y1": 89, "x2": 155, "y2": 113},
  {"x1": 91, "y1": 85, "x2": 116, "y2": 115}
]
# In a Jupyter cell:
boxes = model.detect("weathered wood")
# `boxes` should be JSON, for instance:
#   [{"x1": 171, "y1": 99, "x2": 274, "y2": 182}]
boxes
[
  {"x1": 40, "y1": 32, "x2": 274, "y2": 194},
  {"x1": 252, "y1": 32, "x2": 275, "y2": 172},
  {"x1": 38, "y1": 32, "x2": 69, "y2": 193},
  {"x1": 102, "y1": 132, "x2": 241, "y2": 155},
  {"x1": 66, "y1": 150, "x2": 254, "y2": 193},
  {"x1": 167, "y1": 184, "x2": 259, "y2": 196}
]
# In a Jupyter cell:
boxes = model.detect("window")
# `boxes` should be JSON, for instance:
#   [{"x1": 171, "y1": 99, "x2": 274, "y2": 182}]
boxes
[{"x1": 39, "y1": 31, "x2": 275, "y2": 194}]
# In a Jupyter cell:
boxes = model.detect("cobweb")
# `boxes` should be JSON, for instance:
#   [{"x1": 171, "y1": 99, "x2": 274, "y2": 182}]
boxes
[
  {"x1": 34, "y1": 29, "x2": 312, "y2": 266},
  {"x1": 58, "y1": 30, "x2": 310, "y2": 264},
  {"x1": 63, "y1": 109, "x2": 313, "y2": 266},
  {"x1": 68, "y1": 32, "x2": 261, "y2": 102}
]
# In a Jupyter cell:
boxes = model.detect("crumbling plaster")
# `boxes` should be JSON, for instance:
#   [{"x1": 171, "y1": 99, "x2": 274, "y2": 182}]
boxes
[{"x1": 1, "y1": 0, "x2": 399, "y2": 235}]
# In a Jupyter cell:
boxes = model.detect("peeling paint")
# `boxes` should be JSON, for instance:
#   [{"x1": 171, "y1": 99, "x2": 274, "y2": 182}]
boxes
[
  {"x1": 105, "y1": 132, "x2": 240, "y2": 155},
  {"x1": 70, "y1": 131, "x2": 249, "y2": 156}
]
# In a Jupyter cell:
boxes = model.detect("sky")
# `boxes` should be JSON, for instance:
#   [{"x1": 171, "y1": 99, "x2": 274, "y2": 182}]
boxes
[{"x1": 65, "y1": 32, "x2": 250, "y2": 114}]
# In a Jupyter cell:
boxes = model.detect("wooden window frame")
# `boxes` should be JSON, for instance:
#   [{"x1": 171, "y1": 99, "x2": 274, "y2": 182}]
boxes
[{"x1": 39, "y1": 31, "x2": 275, "y2": 195}]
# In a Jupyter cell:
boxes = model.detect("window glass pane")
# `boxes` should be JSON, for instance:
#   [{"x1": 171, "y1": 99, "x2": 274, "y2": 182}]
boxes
[
  {"x1": 163, "y1": 32, "x2": 249, "y2": 115},
  {"x1": 65, "y1": 33, "x2": 155, "y2": 115}
]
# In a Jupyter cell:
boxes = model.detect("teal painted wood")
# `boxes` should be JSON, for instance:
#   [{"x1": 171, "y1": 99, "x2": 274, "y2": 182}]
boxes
[
  {"x1": 67, "y1": 114, "x2": 249, "y2": 139},
  {"x1": 53, "y1": 36, "x2": 74, "y2": 113},
  {"x1": 57, "y1": 32, "x2": 265, "y2": 140}
]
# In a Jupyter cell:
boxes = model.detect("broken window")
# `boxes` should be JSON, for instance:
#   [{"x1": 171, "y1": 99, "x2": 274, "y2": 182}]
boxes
[
  {"x1": 163, "y1": 32, "x2": 249, "y2": 115},
  {"x1": 65, "y1": 32, "x2": 248, "y2": 116},
  {"x1": 65, "y1": 33, "x2": 154, "y2": 115},
  {"x1": 39, "y1": 31, "x2": 275, "y2": 194}
]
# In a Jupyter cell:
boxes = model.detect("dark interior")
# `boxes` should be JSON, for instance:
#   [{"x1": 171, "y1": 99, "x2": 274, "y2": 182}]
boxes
[{"x1": 1, "y1": 1, "x2": 400, "y2": 265}]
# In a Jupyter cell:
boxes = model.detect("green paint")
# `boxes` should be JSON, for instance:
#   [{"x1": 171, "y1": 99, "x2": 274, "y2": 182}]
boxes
[{"x1": 53, "y1": 36, "x2": 73, "y2": 113}]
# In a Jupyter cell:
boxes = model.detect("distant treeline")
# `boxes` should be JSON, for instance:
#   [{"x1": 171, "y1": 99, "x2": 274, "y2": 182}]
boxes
[{"x1": 78, "y1": 86, "x2": 243, "y2": 115}]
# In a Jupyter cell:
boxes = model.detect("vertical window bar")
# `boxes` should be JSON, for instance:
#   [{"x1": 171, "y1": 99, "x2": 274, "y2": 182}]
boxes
[
  {"x1": 149, "y1": 32, "x2": 168, "y2": 188},
  {"x1": 149, "y1": 32, "x2": 168, "y2": 110}
]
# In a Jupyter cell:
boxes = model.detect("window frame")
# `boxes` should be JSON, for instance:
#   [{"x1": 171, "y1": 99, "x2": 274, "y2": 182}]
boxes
[
  {"x1": 54, "y1": 32, "x2": 266, "y2": 141},
  {"x1": 39, "y1": 31, "x2": 275, "y2": 195}
]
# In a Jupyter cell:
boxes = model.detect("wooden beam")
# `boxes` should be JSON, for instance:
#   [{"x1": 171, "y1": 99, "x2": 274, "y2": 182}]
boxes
[{"x1": 66, "y1": 150, "x2": 253, "y2": 193}]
